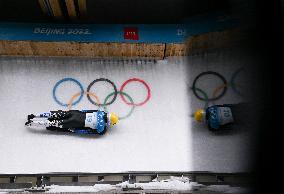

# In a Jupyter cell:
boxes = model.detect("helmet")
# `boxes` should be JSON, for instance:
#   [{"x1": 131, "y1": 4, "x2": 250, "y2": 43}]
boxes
[
  {"x1": 108, "y1": 112, "x2": 119, "y2": 126},
  {"x1": 194, "y1": 109, "x2": 205, "y2": 122}
]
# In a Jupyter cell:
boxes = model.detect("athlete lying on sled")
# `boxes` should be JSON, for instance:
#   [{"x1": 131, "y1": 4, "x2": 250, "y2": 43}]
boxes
[{"x1": 25, "y1": 110, "x2": 119, "y2": 135}]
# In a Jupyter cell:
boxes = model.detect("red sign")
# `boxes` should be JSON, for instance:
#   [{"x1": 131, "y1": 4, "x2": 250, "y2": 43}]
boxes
[{"x1": 124, "y1": 27, "x2": 139, "y2": 40}]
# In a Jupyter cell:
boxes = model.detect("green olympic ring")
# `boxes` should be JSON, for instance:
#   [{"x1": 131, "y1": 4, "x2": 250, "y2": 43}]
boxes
[
  {"x1": 192, "y1": 87, "x2": 210, "y2": 109},
  {"x1": 190, "y1": 87, "x2": 210, "y2": 117},
  {"x1": 103, "y1": 91, "x2": 135, "y2": 120},
  {"x1": 191, "y1": 68, "x2": 245, "y2": 111}
]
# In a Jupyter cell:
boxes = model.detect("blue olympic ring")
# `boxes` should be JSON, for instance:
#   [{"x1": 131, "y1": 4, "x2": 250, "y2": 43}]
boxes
[
  {"x1": 53, "y1": 78, "x2": 84, "y2": 107},
  {"x1": 230, "y1": 67, "x2": 244, "y2": 97}
]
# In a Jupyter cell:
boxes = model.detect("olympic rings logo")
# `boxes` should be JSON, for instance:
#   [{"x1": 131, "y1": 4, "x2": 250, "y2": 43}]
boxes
[
  {"x1": 191, "y1": 68, "x2": 244, "y2": 110},
  {"x1": 52, "y1": 77, "x2": 151, "y2": 120}
]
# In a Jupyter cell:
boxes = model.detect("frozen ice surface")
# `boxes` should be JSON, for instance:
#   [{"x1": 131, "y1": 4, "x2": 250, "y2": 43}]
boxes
[
  {"x1": 0, "y1": 57, "x2": 191, "y2": 174},
  {"x1": 184, "y1": 51, "x2": 257, "y2": 173},
  {"x1": 44, "y1": 176, "x2": 202, "y2": 192},
  {"x1": 118, "y1": 178, "x2": 203, "y2": 191},
  {"x1": 46, "y1": 184, "x2": 115, "y2": 193},
  {"x1": 0, "y1": 52, "x2": 255, "y2": 174}
]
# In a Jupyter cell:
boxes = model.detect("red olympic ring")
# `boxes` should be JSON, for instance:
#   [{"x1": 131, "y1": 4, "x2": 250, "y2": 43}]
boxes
[{"x1": 119, "y1": 78, "x2": 151, "y2": 106}]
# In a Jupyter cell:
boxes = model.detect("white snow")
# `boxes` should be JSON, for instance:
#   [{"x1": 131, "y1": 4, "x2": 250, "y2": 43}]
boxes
[
  {"x1": 117, "y1": 176, "x2": 203, "y2": 191},
  {"x1": 0, "y1": 176, "x2": 249, "y2": 193},
  {"x1": 46, "y1": 184, "x2": 115, "y2": 193},
  {"x1": 43, "y1": 182, "x2": 249, "y2": 193},
  {"x1": 44, "y1": 176, "x2": 203, "y2": 193},
  {"x1": 0, "y1": 189, "x2": 23, "y2": 193}
]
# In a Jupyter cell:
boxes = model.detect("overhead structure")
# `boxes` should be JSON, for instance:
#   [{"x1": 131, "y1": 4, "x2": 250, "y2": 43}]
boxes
[{"x1": 37, "y1": 0, "x2": 87, "y2": 20}]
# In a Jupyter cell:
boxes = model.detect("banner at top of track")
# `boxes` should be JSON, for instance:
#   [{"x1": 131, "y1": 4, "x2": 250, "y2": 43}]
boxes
[{"x1": 0, "y1": 14, "x2": 238, "y2": 44}]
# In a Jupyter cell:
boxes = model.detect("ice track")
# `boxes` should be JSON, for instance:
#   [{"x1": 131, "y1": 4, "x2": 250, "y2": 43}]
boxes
[{"x1": 0, "y1": 53, "x2": 255, "y2": 174}]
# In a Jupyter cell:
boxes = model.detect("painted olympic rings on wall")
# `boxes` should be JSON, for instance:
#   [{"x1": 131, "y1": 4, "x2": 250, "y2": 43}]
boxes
[
  {"x1": 52, "y1": 77, "x2": 151, "y2": 120},
  {"x1": 53, "y1": 78, "x2": 84, "y2": 107},
  {"x1": 191, "y1": 68, "x2": 245, "y2": 114},
  {"x1": 192, "y1": 71, "x2": 228, "y2": 101}
]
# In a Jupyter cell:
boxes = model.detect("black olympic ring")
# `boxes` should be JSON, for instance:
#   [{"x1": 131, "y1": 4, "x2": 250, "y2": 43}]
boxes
[
  {"x1": 86, "y1": 78, "x2": 118, "y2": 106},
  {"x1": 192, "y1": 71, "x2": 227, "y2": 101}
]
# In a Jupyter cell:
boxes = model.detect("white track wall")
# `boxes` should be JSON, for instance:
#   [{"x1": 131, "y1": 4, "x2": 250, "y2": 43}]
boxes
[
  {"x1": 0, "y1": 53, "x2": 255, "y2": 174},
  {"x1": 0, "y1": 57, "x2": 191, "y2": 174}
]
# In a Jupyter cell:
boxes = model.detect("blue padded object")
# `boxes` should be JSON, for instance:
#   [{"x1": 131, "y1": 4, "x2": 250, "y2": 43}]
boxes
[
  {"x1": 96, "y1": 111, "x2": 106, "y2": 133},
  {"x1": 74, "y1": 129, "x2": 93, "y2": 134},
  {"x1": 206, "y1": 106, "x2": 220, "y2": 130},
  {"x1": 53, "y1": 78, "x2": 84, "y2": 107},
  {"x1": 39, "y1": 112, "x2": 51, "y2": 117}
]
